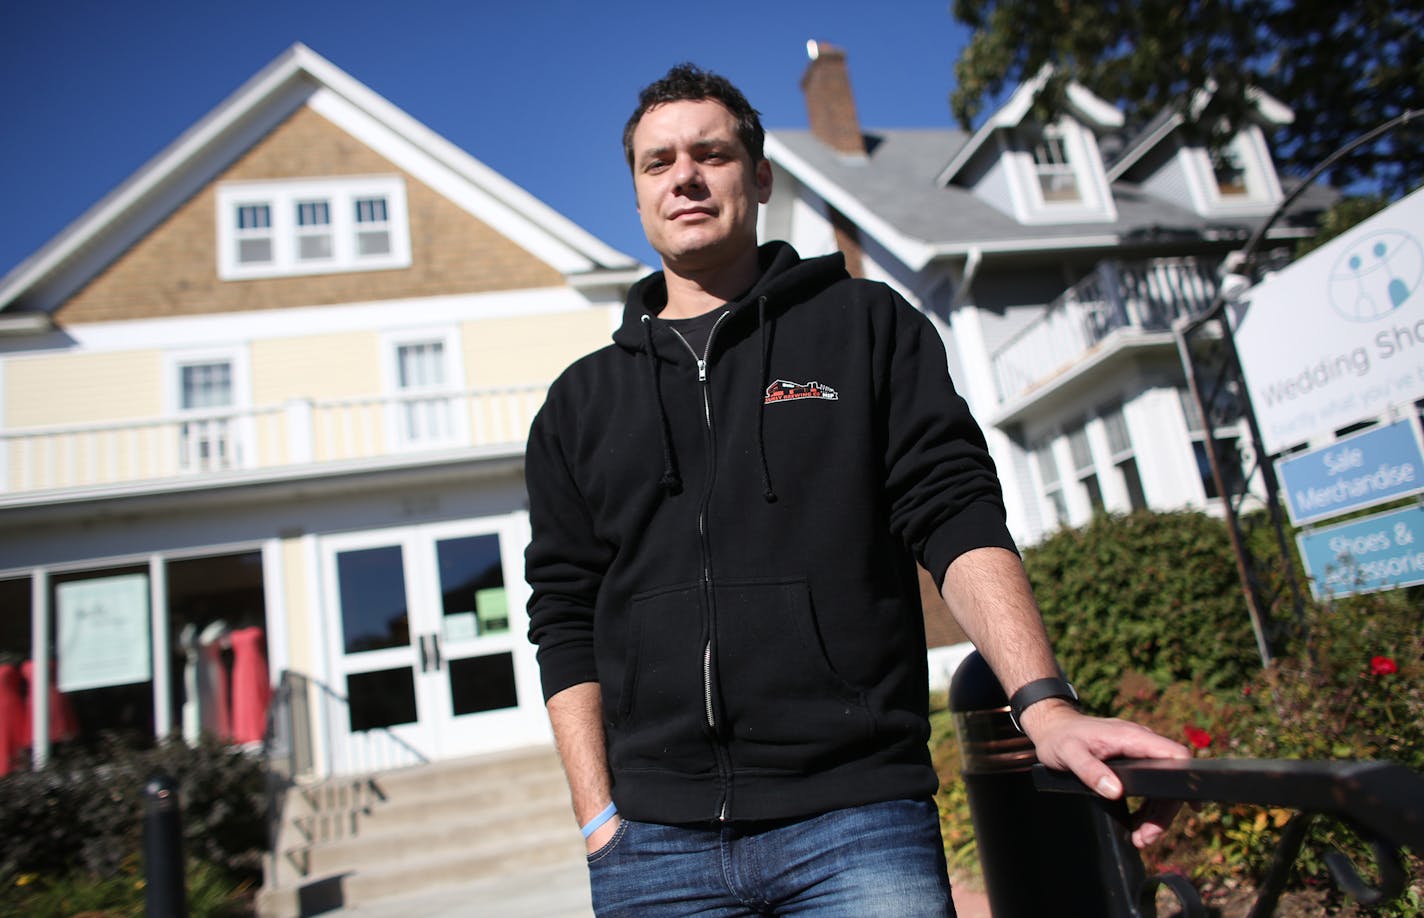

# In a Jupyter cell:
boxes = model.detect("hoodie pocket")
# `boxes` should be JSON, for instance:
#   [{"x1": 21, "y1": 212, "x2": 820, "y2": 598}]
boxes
[
  {"x1": 714, "y1": 579, "x2": 876, "y2": 773},
  {"x1": 610, "y1": 583, "x2": 713, "y2": 775}
]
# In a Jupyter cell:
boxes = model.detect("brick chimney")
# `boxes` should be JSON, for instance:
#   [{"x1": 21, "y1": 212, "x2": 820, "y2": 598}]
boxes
[{"x1": 800, "y1": 41, "x2": 866, "y2": 157}]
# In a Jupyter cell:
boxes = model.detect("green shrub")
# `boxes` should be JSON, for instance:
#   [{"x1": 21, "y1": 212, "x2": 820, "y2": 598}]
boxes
[
  {"x1": 0, "y1": 735, "x2": 266, "y2": 908},
  {"x1": 1022, "y1": 510, "x2": 1260, "y2": 711}
]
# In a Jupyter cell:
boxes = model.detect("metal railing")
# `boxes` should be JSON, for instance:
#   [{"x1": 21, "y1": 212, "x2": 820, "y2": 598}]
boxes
[
  {"x1": 991, "y1": 257, "x2": 1221, "y2": 404},
  {"x1": 951, "y1": 651, "x2": 1423, "y2": 916},
  {"x1": 1, "y1": 384, "x2": 547, "y2": 496}
]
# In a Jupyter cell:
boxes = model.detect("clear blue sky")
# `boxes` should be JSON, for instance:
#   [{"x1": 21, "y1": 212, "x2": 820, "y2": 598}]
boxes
[{"x1": 0, "y1": 0, "x2": 973, "y2": 277}]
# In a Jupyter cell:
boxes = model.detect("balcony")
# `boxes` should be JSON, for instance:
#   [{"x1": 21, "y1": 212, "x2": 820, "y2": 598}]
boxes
[
  {"x1": 990, "y1": 257, "x2": 1220, "y2": 406},
  {"x1": 1, "y1": 384, "x2": 547, "y2": 500}
]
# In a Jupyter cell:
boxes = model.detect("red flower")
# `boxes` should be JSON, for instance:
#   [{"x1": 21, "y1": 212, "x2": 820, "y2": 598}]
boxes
[
  {"x1": 1184, "y1": 725, "x2": 1213, "y2": 749},
  {"x1": 1370, "y1": 656, "x2": 1399, "y2": 676}
]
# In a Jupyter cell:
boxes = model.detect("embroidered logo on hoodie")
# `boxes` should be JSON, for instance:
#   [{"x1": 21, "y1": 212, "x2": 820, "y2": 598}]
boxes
[{"x1": 764, "y1": 379, "x2": 838, "y2": 405}]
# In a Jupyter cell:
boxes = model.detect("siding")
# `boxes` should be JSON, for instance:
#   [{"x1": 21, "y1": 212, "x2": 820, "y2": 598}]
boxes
[
  {"x1": 462, "y1": 307, "x2": 615, "y2": 388},
  {"x1": 56, "y1": 106, "x2": 563, "y2": 325},
  {"x1": 6, "y1": 350, "x2": 162, "y2": 426}
]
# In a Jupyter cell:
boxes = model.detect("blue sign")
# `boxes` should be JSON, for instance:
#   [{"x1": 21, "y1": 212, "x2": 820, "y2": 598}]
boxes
[
  {"x1": 1298, "y1": 504, "x2": 1424, "y2": 598},
  {"x1": 1276, "y1": 419, "x2": 1424, "y2": 525}
]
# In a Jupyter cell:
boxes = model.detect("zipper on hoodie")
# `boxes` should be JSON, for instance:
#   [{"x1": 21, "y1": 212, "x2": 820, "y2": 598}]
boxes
[{"x1": 667, "y1": 311, "x2": 733, "y2": 821}]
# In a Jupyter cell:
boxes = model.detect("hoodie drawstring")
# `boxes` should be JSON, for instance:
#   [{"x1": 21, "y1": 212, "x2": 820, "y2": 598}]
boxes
[
  {"x1": 756, "y1": 296, "x2": 778, "y2": 503},
  {"x1": 642, "y1": 315, "x2": 683, "y2": 495}
]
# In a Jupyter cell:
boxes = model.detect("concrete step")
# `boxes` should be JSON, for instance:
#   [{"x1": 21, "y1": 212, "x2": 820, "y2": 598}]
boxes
[{"x1": 260, "y1": 745, "x2": 581, "y2": 917}]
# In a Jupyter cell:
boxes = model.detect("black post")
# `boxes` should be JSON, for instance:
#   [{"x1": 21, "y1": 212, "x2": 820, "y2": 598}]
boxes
[
  {"x1": 949, "y1": 652, "x2": 1125, "y2": 917},
  {"x1": 143, "y1": 772, "x2": 188, "y2": 918}
]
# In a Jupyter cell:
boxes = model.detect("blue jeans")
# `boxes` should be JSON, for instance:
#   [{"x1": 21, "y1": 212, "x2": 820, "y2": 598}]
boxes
[{"x1": 586, "y1": 798, "x2": 956, "y2": 917}]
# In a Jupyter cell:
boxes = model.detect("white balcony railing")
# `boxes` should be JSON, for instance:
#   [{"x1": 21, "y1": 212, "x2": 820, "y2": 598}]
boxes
[
  {"x1": 1, "y1": 384, "x2": 547, "y2": 497},
  {"x1": 990, "y1": 257, "x2": 1220, "y2": 404}
]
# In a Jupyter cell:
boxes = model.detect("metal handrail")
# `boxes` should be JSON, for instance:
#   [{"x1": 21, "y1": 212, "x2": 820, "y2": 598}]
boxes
[{"x1": 1035, "y1": 758, "x2": 1424, "y2": 916}]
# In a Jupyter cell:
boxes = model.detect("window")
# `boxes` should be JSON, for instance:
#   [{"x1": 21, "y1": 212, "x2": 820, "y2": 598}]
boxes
[
  {"x1": 1034, "y1": 442, "x2": 1068, "y2": 527},
  {"x1": 396, "y1": 340, "x2": 455, "y2": 445},
  {"x1": 1068, "y1": 424, "x2": 1104, "y2": 513},
  {"x1": 1211, "y1": 145, "x2": 1248, "y2": 197},
  {"x1": 234, "y1": 204, "x2": 273, "y2": 265},
  {"x1": 355, "y1": 197, "x2": 392, "y2": 256},
  {"x1": 1181, "y1": 388, "x2": 1242, "y2": 500},
  {"x1": 216, "y1": 177, "x2": 410, "y2": 280},
  {"x1": 178, "y1": 360, "x2": 235, "y2": 471},
  {"x1": 1030, "y1": 125, "x2": 1080, "y2": 202},
  {"x1": 295, "y1": 200, "x2": 333, "y2": 262},
  {"x1": 1103, "y1": 405, "x2": 1147, "y2": 511}
]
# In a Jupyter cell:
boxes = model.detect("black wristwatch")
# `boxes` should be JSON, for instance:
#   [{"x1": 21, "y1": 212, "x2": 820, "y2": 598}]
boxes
[{"x1": 1008, "y1": 677, "x2": 1079, "y2": 734}]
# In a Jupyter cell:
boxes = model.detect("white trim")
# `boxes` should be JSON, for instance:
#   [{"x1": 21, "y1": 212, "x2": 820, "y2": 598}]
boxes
[
  {"x1": 150, "y1": 554, "x2": 171, "y2": 737},
  {"x1": 2, "y1": 285, "x2": 598, "y2": 356},
  {"x1": 260, "y1": 538, "x2": 289, "y2": 684},
  {"x1": 216, "y1": 175, "x2": 411, "y2": 280}
]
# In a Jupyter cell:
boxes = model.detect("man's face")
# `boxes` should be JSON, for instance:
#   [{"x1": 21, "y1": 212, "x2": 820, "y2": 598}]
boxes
[{"x1": 630, "y1": 99, "x2": 772, "y2": 273}]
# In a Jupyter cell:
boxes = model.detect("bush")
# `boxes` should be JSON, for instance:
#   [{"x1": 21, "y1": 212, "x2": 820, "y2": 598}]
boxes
[
  {"x1": 0, "y1": 735, "x2": 266, "y2": 911},
  {"x1": 1022, "y1": 510, "x2": 1261, "y2": 711}
]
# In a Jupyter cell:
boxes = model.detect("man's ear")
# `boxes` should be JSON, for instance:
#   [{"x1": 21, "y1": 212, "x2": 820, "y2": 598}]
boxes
[{"x1": 755, "y1": 158, "x2": 773, "y2": 204}]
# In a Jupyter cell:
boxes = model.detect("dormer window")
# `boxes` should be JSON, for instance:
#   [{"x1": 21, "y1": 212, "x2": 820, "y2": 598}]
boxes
[
  {"x1": 217, "y1": 176, "x2": 411, "y2": 280},
  {"x1": 1030, "y1": 125, "x2": 1080, "y2": 203},
  {"x1": 1210, "y1": 144, "x2": 1248, "y2": 197}
]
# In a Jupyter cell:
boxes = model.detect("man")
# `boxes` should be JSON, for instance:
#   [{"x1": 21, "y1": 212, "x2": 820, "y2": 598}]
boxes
[{"x1": 525, "y1": 63, "x2": 1187, "y2": 916}]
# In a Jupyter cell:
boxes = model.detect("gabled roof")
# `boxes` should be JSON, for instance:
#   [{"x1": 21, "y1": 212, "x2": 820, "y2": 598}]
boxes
[
  {"x1": 768, "y1": 127, "x2": 1330, "y2": 272},
  {"x1": 1106, "y1": 84, "x2": 1294, "y2": 182},
  {"x1": 936, "y1": 67, "x2": 1124, "y2": 187},
  {"x1": 0, "y1": 43, "x2": 639, "y2": 321}
]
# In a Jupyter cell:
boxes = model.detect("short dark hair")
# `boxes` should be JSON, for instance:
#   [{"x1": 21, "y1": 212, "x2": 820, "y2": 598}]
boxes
[{"x1": 622, "y1": 63, "x2": 765, "y2": 170}]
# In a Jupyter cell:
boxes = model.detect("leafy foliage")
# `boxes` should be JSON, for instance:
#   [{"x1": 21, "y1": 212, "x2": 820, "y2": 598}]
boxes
[
  {"x1": 0, "y1": 735, "x2": 266, "y2": 911},
  {"x1": 1021, "y1": 510, "x2": 1259, "y2": 712},
  {"x1": 949, "y1": 1, "x2": 1424, "y2": 196}
]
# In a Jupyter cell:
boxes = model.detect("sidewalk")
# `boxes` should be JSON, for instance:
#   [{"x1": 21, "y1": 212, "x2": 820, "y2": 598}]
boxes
[{"x1": 325, "y1": 862, "x2": 991, "y2": 916}]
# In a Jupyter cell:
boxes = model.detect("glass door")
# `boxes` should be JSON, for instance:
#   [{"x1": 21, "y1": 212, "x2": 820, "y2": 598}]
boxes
[{"x1": 323, "y1": 517, "x2": 538, "y2": 772}]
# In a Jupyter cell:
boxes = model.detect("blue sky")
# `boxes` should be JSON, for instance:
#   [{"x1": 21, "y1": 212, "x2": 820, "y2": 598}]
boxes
[{"x1": 0, "y1": 1, "x2": 973, "y2": 277}]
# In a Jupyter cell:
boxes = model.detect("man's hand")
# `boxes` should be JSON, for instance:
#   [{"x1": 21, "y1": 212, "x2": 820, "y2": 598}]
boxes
[{"x1": 1018, "y1": 699, "x2": 1190, "y2": 848}]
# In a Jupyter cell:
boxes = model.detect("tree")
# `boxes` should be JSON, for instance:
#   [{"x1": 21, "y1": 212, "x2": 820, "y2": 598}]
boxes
[{"x1": 950, "y1": 1, "x2": 1423, "y2": 197}]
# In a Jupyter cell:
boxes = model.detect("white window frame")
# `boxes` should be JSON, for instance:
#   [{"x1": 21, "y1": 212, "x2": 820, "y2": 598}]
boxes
[
  {"x1": 380, "y1": 327, "x2": 469, "y2": 451},
  {"x1": 1029, "y1": 123, "x2": 1081, "y2": 204},
  {"x1": 163, "y1": 347, "x2": 252, "y2": 473},
  {"x1": 216, "y1": 176, "x2": 411, "y2": 280},
  {"x1": 1010, "y1": 118, "x2": 1116, "y2": 224}
]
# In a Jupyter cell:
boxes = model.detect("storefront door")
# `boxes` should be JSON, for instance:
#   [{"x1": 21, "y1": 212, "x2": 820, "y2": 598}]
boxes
[{"x1": 322, "y1": 516, "x2": 542, "y2": 773}]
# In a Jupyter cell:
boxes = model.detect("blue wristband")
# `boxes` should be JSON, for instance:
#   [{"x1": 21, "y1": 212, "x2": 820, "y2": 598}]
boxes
[{"x1": 580, "y1": 802, "x2": 618, "y2": 838}]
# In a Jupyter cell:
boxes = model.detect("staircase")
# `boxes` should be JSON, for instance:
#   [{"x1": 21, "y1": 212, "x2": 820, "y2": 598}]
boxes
[{"x1": 257, "y1": 746, "x2": 587, "y2": 917}]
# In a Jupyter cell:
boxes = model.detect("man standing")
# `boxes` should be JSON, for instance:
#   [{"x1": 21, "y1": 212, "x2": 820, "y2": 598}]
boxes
[{"x1": 526, "y1": 64, "x2": 1187, "y2": 916}]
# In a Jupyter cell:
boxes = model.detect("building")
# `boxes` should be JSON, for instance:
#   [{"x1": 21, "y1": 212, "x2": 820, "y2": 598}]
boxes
[
  {"x1": 766, "y1": 44, "x2": 1332, "y2": 549},
  {"x1": 0, "y1": 44, "x2": 638, "y2": 781}
]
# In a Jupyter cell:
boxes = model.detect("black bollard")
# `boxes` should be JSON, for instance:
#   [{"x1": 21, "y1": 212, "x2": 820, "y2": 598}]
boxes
[
  {"x1": 143, "y1": 772, "x2": 188, "y2": 918},
  {"x1": 948, "y1": 651, "x2": 1117, "y2": 917}
]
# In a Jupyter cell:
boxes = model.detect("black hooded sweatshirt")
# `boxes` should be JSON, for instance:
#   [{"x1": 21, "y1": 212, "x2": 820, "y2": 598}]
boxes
[{"x1": 525, "y1": 242, "x2": 1016, "y2": 825}]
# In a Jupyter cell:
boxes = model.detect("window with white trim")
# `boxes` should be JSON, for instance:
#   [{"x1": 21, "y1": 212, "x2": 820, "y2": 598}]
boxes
[
  {"x1": 216, "y1": 176, "x2": 411, "y2": 280},
  {"x1": 1103, "y1": 404, "x2": 1147, "y2": 511},
  {"x1": 1067, "y1": 424, "x2": 1104, "y2": 513},
  {"x1": 1210, "y1": 144, "x2": 1248, "y2": 197},
  {"x1": 382, "y1": 328, "x2": 467, "y2": 451},
  {"x1": 1180, "y1": 388, "x2": 1242, "y2": 500},
  {"x1": 1029, "y1": 124, "x2": 1080, "y2": 203},
  {"x1": 1034, "y1": 441, "x2": 1068, "y2": 528},
  {"x1": 166, "y1": 349, "x2": 250, "y2": 473}
]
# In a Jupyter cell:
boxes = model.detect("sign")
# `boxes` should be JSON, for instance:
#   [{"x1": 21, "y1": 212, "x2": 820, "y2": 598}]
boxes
[
  {"x1": 1276, "y1": 419, "x2": 1424, "y2": 525},
  {"x1": 56, "y1": 573, "x2": 152, "y2": 693},
  {"x1": 1234, "y1": 188, "x2": 1424, "y2": 454},
  {"x1": 1297, "y1": 504, "x2": 1424, "y2": 599}
]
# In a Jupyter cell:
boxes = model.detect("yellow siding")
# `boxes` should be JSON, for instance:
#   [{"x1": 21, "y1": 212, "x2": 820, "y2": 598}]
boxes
[
  {"x1": 461, "y1": 307, "x2": 615, "y2": 388},
  {"x1": 7, "y1": 350, "x2": 162, "y2": 426},
  {"x1": 251, "y1": 332, "x2": 381, "y2": 404}
]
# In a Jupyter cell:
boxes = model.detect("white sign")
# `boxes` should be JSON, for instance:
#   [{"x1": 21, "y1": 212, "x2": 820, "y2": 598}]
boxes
[
  {"x1": 1234, "y1": 188, "x2": 1424, "y2": 454},
  {"x1": 57, "y1": 573, "x2": 152, "y2": 693}
]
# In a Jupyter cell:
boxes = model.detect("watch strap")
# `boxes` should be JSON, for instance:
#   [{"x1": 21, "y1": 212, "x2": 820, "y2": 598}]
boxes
[{"x1": 1009, "y1": 676, "x2": 1079, "y2": 733}]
